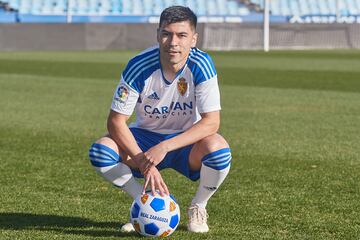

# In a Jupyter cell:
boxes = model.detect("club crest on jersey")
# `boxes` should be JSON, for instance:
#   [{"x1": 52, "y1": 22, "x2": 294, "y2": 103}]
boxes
[
  {"x1": 116, "y1": 85, "x2": 129, "y2": 102},
  {"x1": 177, "y1": 77, "x2": 187, "y2": 96}
]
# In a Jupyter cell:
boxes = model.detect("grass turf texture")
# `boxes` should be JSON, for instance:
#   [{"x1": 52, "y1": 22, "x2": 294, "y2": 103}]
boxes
[{"x1": 0, "y1": 50, "x2": 359, "y2": 239}]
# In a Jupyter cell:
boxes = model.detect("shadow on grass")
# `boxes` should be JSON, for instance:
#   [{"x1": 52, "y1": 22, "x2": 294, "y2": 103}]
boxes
[
  {"x1": 0, "y1": 212, "x2": 139, "y2": 237},
  {"x1": 174, "y1": 224, "x2": 188, "y2": 232}
]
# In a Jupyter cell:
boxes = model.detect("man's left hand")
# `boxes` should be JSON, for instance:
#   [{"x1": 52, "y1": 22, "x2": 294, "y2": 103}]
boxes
[{"x1": 143, "y1": 143, "x2": 168, "y2": 172}]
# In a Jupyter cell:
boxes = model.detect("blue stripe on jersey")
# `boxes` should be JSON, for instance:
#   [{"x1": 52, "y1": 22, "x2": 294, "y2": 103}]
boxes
[
  {"x1": 190, "y1": 49, "x2": 216, "y2": 77},
  {"x1": 128, "y1": 59, "x2": 159, "y2": 86},
  {"x1": 190, "y1": 54, "x2": 213, "y2": 78},
  {"x1": 202, "y1": 148, "x2": 231, "y2": 170},
  {"x1": 188, "y1": 48, "x2": 217, "y2": 86},
  {"x1": 89, "y1": 143, "x2": 120, "y2": 167},
  {"x1": 122, "y1": 48, "x2": 158, "y2": 79},
  {"x1": 124, "y1": 53, "x2": 158, "y2": 83},
  {"x1": 121, "y1": 48, "x2": 160, "y2": 93},
  {"x1": 187, "y1": 59, "x2": 205, "y2": 86},
  {"x1": 189, "y1": 55, "x2": 210, "y2": 79}
]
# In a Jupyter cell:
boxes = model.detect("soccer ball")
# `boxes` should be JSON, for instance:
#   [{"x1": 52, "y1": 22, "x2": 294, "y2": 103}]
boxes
[{"x1": 130, "y1": 191, "x2": 180, "y2": 237}]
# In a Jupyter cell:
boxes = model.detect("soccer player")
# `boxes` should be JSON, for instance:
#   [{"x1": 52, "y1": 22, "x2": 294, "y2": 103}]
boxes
[{"x1": 88, "y1": 6, "x2": 232, "y2": 233}]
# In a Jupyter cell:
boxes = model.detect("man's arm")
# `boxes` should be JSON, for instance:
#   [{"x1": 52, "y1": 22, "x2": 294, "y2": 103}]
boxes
[
  {"x1": 143, "y1": 111, "x2": 220, "y2": 167},
  {"x1": 107, "y1": 110, "x2": 169, "y2": 196},
  {"x1": 164, "y1": 111, "x2": 220, "y2": 151},
  {"x1": 107, "y1": 110, "x2": 144, "y2": 167}
]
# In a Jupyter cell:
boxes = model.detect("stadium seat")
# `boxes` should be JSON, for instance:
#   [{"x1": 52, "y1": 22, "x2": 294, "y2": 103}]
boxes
[
  {"x1": 269, "y1": 0, "x2": 279, "y2": 14},
  {"x1": 196, "y1": 0, "x2": 207, "y2": 15},
  {"x1": 348, "y1": 0, "x2": 359, "y2": 14},
  {"x1": 247, "y1": 0, "x2": 360, "y2": 16},
  {"x1": 131, "y1": 0, "x2": 142, "y2": 15},
  {"x1": 226, "y1": 1, "x2": 238, "y2": 15},
  {"x1": 52, "y1": 0, "x2": 65, "y2": 14},
  {"x1": 175, "y1": 0, "x2": 185, "y2": 6},
  {"x1": 9, "y1": 0, "x2": 356, "y2": 17},
  {"x1": 298, "y1": 1, "x2": 310, "y2": 15},
  {"x1": 206, "y1": 0, "x2": 217, "y2": 15},
  {"x1": 185, "y1": 0, "x2": 197, "y2": 13},
  {"x1": 5, "y1": 0, "x2": 254, "y2": 16}
]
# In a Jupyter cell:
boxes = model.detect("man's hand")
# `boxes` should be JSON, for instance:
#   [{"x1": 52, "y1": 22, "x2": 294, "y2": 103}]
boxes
[
  {"x1": 143, "y1": 166, "x2": 169, "y2": 197},
  {"x1": 142, "y1": 143, "x2": 168, "y2": 172}
]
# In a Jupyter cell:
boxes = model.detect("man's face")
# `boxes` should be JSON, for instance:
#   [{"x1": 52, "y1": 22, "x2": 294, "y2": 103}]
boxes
[{"x1": 157, "y1": 21, "x2": 198, "y2": 67}]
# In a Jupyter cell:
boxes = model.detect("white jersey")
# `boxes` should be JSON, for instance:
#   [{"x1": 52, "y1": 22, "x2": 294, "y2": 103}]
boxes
[{"x1": 111, "y1": 45, "x2": 221, "y2": 134}]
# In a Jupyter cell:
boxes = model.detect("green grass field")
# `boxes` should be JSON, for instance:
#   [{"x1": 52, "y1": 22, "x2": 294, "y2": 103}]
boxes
[{"x1": 0, "y1": 50, "x2": 359, "y2": 239}]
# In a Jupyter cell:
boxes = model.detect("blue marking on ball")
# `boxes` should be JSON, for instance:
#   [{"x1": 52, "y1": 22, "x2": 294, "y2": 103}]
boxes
[
  {"x1": 169, "y1": 214, "x2": 179, "y2": 229},
  {"x1": 150, "y1": 198, "x2": 166, "y2": 212},
  {"x1": 131, "y1": 203, "x2": 140, "y2": 218},
  {"x1": 144, "y1": 222, "x2": 160, "y2": 235}
]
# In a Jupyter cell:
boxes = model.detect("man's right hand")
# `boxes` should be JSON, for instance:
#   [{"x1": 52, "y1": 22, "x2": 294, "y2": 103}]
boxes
[{"x1": 142, "y1": 166, "x2": 169, "y2": 197}]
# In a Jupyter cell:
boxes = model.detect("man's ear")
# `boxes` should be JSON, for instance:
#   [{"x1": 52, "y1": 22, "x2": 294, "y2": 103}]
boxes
[{"x1": 191, "y1": 32, "x2": 198, "y2": 48}]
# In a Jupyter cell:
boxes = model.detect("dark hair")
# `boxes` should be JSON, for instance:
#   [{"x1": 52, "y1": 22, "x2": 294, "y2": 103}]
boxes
[{"x1": 159, "y1": 6, "x2": 197, "y2": 30}]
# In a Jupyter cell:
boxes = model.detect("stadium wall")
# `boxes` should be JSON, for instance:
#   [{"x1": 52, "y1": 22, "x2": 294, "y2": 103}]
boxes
[
  {"x1": 203, "y1": 23, "x2": 360, "y2": 50},
  {"x1": 0, "y1": 23, "x2": 159, "y2": 51},
  {"x1": 0, "y1": 23, "x2": 359, "y2": 51}
]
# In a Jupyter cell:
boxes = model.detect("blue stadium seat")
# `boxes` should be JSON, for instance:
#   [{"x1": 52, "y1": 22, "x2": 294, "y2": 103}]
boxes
[
  {"x1": 270, "y1": 0, "x2": 279, "y2": 14},
  {"x1": 163, "y1": 0, "x2": 174, "y2": 8},
  {"x1": 19, "y1": 0, "x2": 32, "y2": 14},
  {"x1": 76, "y1": 0, "x2": 88, "y2": 14},
  {"x1": 150, "y1": 0, "x2": 162, "y2": 15},
  {"x1": 174, "y1": 0, "x2": 185, "y2": 6},
  {"x1": 131, "y1": 0, "x2": 143, "y2": 15},
  {"x1": 227, "y1": 1, "x2": 238, "y2": 15},
  {"x1": 121, "y1": 0, "x2": 132, "y2": 14},
  {"x1": 215, "y1": 0, "x2": 227, "y2": 15},
  {"x1": 196, "y1": 0, "x2": 207, "y2": 16},
  {"x1": 253, "y1": 0, "x2": 263, "y2": 8},
  {"x1": 206, "y1": 0, "x2": 217, "y2": 15},
  {"x1": 99, "y1": 0, "x2": 112, "y2": 14},
  {"x1": 142, "y1": 0, "x2": 152, "y2": 15},
  {"x1": 4, "y1": 0, "x2": 359, "y2": 19},
  {"x1": 3, "y1": 0, "x2": 359, "y2": 19},
  {"x1": 348, "y1": 0, "x2": 359, "y2": 14},
  {"x1": 246, "y1": 0, "x2": 360, "y2": 16},
  {"x1": 53, "y1": 4, "x2": 66, "y2": 14},
  {"x1": 30, "y1": 0, "x2": 43, "y2": 14},
  {"x1": 185, "y1": 0, "x2": 197, "y2": 13},
  {"x1": 87, "y1": 0, "x2": 98, "y2": 14},
  {"x1": 298, "y1": 1, "x2": 310, "y2": 15}
]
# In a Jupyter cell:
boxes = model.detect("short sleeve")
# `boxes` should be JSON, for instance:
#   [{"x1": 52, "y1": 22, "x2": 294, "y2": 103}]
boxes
[
  {"x1": 195, "y1": 75, "x2": 221, "y2": 113},
  {"x1": 110, "y1": 78, "x2": 139, "y2": 116}
]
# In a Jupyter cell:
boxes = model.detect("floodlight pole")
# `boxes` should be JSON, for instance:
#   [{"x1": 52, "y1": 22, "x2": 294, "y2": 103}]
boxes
[
  {"x1": 336, "y1": 0, "x2": 340, "y2": 22},
  {"x1": 67, "y1": 0, "x2": 73, "y2": 23},
  {"x1": 263, "y1": 0, "x2": 270, "y2": 52}
]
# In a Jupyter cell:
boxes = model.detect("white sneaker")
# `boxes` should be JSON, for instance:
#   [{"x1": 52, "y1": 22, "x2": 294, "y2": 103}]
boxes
[
  {"x1": 187, "y1": 204, "x2": 209, "y2": 233},
  {"x1": 120, "y1": 222, "x2": 135, "y2": 232}
]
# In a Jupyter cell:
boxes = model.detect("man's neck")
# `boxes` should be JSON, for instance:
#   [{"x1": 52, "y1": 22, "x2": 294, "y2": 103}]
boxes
[{"x1": 160, "y1": 58, "x2": 187, "y2": 82}]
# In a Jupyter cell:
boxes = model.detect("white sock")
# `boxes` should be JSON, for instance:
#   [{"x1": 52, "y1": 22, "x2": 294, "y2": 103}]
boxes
[
  {"x1": 191, "y1": 148, "x2": 232, "y2": 209},
  {"x1": 95, "y1": 162, "x2": 143, "y2": 199},
  {"x1": 191, "y1": 164, "x2": 230, "y2": 209}
]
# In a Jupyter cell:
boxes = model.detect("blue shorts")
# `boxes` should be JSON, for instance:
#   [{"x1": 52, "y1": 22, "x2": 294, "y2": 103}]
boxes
[{"x1": 129, "y1": 127, "x2": 200, "y2": 181}]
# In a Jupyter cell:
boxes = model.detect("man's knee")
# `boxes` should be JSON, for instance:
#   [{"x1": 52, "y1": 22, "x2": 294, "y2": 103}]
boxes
[
  {"x1": 89, "y1": 137, "x2": 120, "y2": 167},
  {"x1": 88, "y1": 138, "x2": 139, "y2": 191},
  {"x1": 95, "y1": 136, "x2": 120, "y2": 152},
  {"x1": 196, "y1": 134, "x2": 229, "y2": 155},
  {"x1": 189, "y1": 134, "x2": 231, "y2": 170}
]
